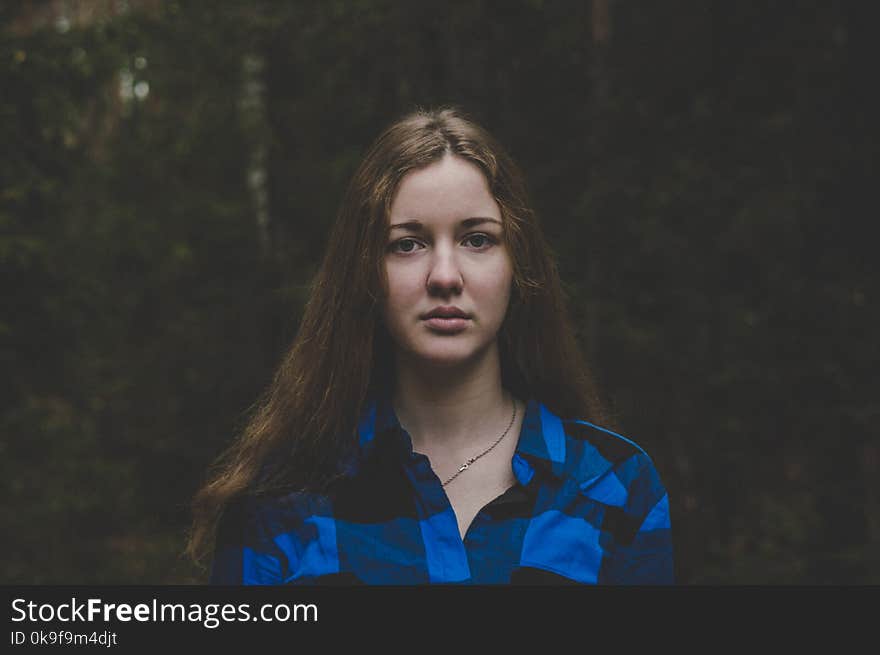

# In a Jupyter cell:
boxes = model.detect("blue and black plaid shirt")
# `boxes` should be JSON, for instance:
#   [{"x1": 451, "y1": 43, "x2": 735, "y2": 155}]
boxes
[{"x1": 210, "y1": 397, "x2": 673, "y2": 584}]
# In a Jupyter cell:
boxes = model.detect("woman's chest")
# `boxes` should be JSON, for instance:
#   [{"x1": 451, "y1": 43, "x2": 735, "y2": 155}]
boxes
[{"x1": 276, "y1": 482, "x2": 622, "y2": 584}]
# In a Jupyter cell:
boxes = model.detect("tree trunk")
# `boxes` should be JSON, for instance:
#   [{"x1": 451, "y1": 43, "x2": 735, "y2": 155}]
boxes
[
  {"x1": 240, "y1": 51, "x2": 272, "y2": 259},
  {"x1": 585, "y1": 0, "x2": 612, "y2": 367}
]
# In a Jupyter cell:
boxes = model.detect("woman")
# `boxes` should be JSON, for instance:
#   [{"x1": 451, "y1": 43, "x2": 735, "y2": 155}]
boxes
[{"x1": 187, "y1": 106, "x2": 673, "y2": 584}]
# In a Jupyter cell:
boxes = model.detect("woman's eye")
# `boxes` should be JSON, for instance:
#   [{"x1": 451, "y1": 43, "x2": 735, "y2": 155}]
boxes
[
  {"x1": 463, "y1": 233, "x2": 494, "y2": 249},
  {"x1": 390, "y1": 238, "x2": 422, "y2": 253}
]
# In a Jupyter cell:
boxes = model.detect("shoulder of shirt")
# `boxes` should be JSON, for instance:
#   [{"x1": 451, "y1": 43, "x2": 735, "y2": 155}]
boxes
[
  {"x1": 562, "y1": 417, "x2": 648, "y2": 464},
  {"x1": 556, "y1": 417, "x2": 667, "y2": 518}
]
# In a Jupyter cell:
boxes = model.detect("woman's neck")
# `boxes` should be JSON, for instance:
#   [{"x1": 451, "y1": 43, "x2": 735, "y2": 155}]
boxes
[{"x1": 390, "y1": 347, "x2": 514, "y2": 453}]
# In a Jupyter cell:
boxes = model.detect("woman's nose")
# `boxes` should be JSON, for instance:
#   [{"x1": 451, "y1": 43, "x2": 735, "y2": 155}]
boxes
[{"x1": 426, "y1": 247, "x2": 463, "y2": 295}]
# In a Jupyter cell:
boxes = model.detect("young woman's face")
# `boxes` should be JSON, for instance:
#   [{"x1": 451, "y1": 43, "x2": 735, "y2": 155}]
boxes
[{"x1": 382, "y1": 153, "x2": 513, "y2": 370}]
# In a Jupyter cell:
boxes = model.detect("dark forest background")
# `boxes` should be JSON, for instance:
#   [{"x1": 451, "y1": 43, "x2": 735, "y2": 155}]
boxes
[{"x1": 2, "y1": 0, "x2": 877, "y2": 584}]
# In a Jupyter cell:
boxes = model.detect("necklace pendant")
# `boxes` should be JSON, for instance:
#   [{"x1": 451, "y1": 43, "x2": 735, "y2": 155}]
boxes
[{"x1": 441, "y1": 399, "x2": 517, "y2": 488}]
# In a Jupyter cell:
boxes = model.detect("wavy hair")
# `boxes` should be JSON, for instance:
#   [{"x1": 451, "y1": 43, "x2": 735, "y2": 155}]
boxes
[{"x1": 186, "y1": 106, "x2": 607, "y2": 567}]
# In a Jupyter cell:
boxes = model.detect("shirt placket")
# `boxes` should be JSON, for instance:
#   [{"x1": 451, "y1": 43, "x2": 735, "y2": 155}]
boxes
[{"x1": 396, "y1": 433, "x2": 472, "y2": 584}]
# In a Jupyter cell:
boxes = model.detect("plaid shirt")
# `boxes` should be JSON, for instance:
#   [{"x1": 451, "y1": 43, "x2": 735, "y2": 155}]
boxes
[{"x1": 210, "y1": 397, "x2": 673, "y2": 585}]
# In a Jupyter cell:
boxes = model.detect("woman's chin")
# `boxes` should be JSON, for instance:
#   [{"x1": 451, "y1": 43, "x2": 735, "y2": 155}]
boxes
[{"x1": 402, "y1": 340, "x2": 496, "y2": 370}]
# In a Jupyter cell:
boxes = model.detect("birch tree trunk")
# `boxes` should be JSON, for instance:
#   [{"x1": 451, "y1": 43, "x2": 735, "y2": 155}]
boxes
[{"x1": 240, "y1": 51, "x2": 272, "y2": 259}]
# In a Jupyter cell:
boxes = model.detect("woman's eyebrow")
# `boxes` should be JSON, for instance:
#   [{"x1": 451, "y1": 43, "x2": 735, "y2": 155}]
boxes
[{"x1": 388, "y1": 217, "x2": 502, "y2": 232}]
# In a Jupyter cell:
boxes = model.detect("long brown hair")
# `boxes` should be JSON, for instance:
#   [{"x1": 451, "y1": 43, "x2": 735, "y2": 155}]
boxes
[{"x1": 186, "y1": 106, "x2": 608, "y2": 567}]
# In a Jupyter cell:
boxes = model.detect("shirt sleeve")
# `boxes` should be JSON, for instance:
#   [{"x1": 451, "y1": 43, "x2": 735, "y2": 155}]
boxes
[
  {"x1": 208, "y1": 497, "x2": 286, "y2": 585},
  {"x1": 602, "y1": 453, "x2": 675, "y2": 585}
]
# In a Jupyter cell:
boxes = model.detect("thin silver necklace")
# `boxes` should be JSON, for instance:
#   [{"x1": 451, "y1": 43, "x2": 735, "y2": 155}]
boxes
[{"x1": 441, "y1": 398, "x2": 518, "y2": 487}]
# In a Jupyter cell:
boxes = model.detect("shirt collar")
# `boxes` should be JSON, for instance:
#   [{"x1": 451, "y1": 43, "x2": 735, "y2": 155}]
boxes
[
  {"x1": 513, "y1": 398, "x2": 614, "y2": 487},
  {"x1": 348, "y1": 394, "x2": 613, "y2": 488}
]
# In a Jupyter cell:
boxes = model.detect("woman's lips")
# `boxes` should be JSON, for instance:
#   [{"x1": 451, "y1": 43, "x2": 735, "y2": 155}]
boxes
[{"x1": 423, "y1": 317, "x2": 470, "y2": 332}]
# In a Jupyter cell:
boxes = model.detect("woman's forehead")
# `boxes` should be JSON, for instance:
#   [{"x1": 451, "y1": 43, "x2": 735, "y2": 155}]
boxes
[{"x1": 388, "y1": 155, "x2": 500, "y2": 227}]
